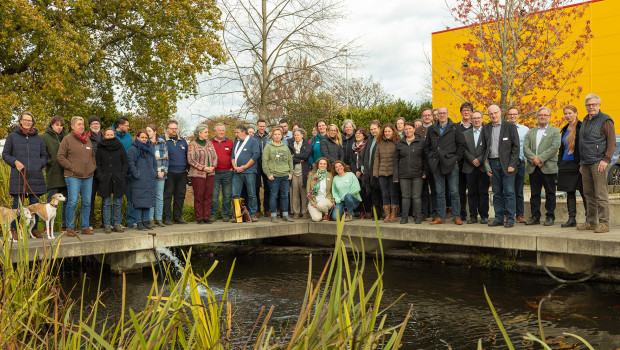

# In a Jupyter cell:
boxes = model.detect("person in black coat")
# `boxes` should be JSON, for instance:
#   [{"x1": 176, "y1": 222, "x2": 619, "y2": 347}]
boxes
[
  {"x1": 320, "y1": 124, "x2": 344, "y2": 163},
  {"x1": 341, "y1": 119, "x2": 356, "y2": 166},
  {"x1": 127, "y1": 130, "x2": 157, "y2": 231},
  {"x1": 96, "y1": 128, "x2": 128, "y2": 233},
  {"x1": 1, "y1": 112, "x2": 47, "y2": 236},
  {"x1": 558, "y1": 105, "x2": 587, "y2": 227},
  {"x1": 462, "y1": 111, "x2": 491, "y2": 224},
  {"x1": 350, "y1": 127, "x2": 370, "y2": 218},
  {"x1": 359, "y1": 120, "x2": 383, "y2": 218},
  {"x1": 288, "y1": 128, "x2": 312, "y2": 218},
  {"x1": 394, "y1": 122, "x2": 426, "y2": 224}
]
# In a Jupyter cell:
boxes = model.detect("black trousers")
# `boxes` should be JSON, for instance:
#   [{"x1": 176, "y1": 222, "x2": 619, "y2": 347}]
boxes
[
  {"x1": 466, "y1": 170, "x2": 490, "y2": 219},
  {"x1": 458, "y1": 169, "x2": 468, "y2": 219},
  {"x1": 163, "y1": 172, "x2": 188, "y2": 222},
  {"x1": 422, "y1": 172, "x2": 437, "y2": 216},
  {"x1": 529, "y1": 167, "x2": 557, "y2": 220},
  {"x1": 255, "y1": 169, "x2": 271, "y2": 213},
  {"x1": 369, "y1": 176, "x2": 383, "y2": 217}
]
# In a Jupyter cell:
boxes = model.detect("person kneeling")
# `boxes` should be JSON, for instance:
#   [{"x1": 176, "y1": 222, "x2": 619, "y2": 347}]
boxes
[
  {"x1": 307, "y1": 157, "x2": 334, "y2": 222},
  {"x1": 331, "y1": 161, "x2": 361, "y2": 222}
]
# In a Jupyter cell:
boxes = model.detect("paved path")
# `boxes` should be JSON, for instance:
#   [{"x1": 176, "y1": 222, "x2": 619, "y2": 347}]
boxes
[{"x1": 8, "y1": 218, "x2": 620, "y2": 261}]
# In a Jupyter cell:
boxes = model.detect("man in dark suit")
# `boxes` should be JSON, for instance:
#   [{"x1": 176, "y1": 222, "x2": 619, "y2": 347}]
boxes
[
  {"x1": 462, "y1": 110, "x2": 491, "y2": 224},
  {"x1": 482, "y1": 104, "x2": 520, "y2": 228}
]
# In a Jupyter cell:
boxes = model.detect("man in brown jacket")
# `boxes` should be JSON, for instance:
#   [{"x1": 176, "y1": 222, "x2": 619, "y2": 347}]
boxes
[{"x1": 57, "y1": 116, "x2": 97, "y2": 236}]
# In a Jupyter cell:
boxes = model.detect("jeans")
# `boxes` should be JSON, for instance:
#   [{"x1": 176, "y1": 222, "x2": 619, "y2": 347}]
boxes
[
  {"x1": 529, "y1": 167, "x2": 557, "y2": 220},
  {"x1": 102, "y1": 196, "x2": 122, "y2": 227},
  {"x1": 433, "y1": 164, "x2": 461, "y2": 220},
  {"x1": 268, "y1": 176, "x2": 290, "y2": 215},
  {"x1": 211, "y1": 170, "x2": 233, "y2": 218},
  {"x1": 514, "y1": 160, "x2": 525, "y2": 217},
  {"x1": 136, "y1": 208, "x2": 150, "y2": 223},
  {"x1": 163, "y1": 172, "x2": 187, "y2": 222},
  {"x1": 232, "y1": 172, "x2": 258, "y2": 216},
  {"x1": 47, "y1": 187, "x2": 68, "y2": 228},
  {"x1": 333, "y1": 193, "x2": 361, "y2": 220},
  {"x1": 11, "y1": 194, "x2": 39, "y2": 231},
  {"x1": 149, "y1": 178, "x2": 166, "y2": 221},
  {"x1": 65, "y1": 176, "x2": 93, "y2": 230},
  {"x1": 489, "y1": 159, "x2": 516, "y2": 224},
  {"x1": 125, "y1": 175, "x2": 137, "y2": 226},
  {"x1": 378, "y1": 175, "x2": 399, "y2": 205},
  {"x1": 399, "y1": 178, "x2": 423, "y2": 219}
]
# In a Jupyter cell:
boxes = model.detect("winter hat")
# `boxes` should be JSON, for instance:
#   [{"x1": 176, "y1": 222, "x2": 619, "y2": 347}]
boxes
[{"x1": 89, "y1": 116, "x2": 101, "y2": 125}]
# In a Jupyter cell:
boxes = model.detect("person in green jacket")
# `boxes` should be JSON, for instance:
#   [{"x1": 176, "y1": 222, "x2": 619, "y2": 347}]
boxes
[
  {"x1": 331, "y1": 160, "x2": 361, "y2": 222},
  {"x1": 40, "y1": 116, "x2": 69, "y2": 230},
  {"x1": 262, "y1": 127, "x2": 294, "y2": 223}
]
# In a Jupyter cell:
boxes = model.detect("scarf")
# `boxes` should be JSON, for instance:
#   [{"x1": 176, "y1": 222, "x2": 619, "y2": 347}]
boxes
[
  {"x1": 89, "y1": 130, "x2": 103, "y2": 142},
  {"x1": 133, "y1": 138, "x2": 154, "y2": 158},
  {"x1": 352, "y1": 140, "x2": 366, "y2": 153},
  {"x1": 20, "y1": 127, "x2": 35, "y2": 136},
  {"x1": 195, "y1": 139, "x2": 207, "y2": 146},
  {"x1": 308, "y1": 169, "x2": 327, "y2": 199},
  {"x1": 74, "y1": 132, "x2": 89, "y2": 144},
  {"x1": 294, "y1": 140, "x2": 303, "y2": 154}
]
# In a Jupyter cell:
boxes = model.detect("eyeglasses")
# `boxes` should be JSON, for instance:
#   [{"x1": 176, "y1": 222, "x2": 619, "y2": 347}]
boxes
[
  {"x1": 538, "y1": 114, "x2": 551, "y2": 117},
  {"x1": 585, "y1": 103, "x2": 599, "y2": 107},
  {"x1": 506, "y1": 113, "x2": 518, "y2": 116},
  {"x1": 21, "y1": 119, "x2": 33, "y2": 123}
]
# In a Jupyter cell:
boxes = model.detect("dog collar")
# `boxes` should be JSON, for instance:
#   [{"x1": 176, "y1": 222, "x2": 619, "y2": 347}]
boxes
[{"x1": 50, "y1": 203, "x2": 58, "y2": 208}]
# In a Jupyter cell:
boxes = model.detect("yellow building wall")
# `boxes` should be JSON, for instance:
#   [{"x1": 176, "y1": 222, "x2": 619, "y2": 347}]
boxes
[{"x1": 432, "y1": 0, "x2": 620, "y2": 132}]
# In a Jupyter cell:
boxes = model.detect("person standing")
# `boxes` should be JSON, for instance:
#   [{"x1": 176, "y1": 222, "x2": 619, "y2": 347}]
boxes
[
  {"x1": 424, "y1": 107, "x2": 465, "y2": 225},
  {"x1": 395, "y1": 117, "x2": 406, "y2": 138},
  {"x1": 96, "y1": 128, "x2": 128, "y2": 233},
  {"x1": 456, "y1": 102, "x2": 473, "y2": 221},
  {"x1": 114, "y1": 116, "x2": 135, "y2": 228},
  {"x1": 2, "y1": 112, "x2": 47, "y2": 238},
  {"x1": 350, "y1": 127, "x2": 369, "y2": 219},
  {"x1": 88, "y1": 116, "x2": 104, "y2": 230},
  {"x1": 418, "y1": 108, "x2": 437, "y2": 220},
  {"x1": 482, "y1": 105, "x2": 520, "y2": 228},
  {"x1": 578, "y1": 94, "x2": 615, "y2": 233},
  {"x1": 163, "y1": 120, "x2": 189, "y2": 225},
  {"x1": 210, "y1": 123, "x2": 234, "y2": 222},
  {"x1": 279, "y1": 119, "x2": 293, "y2": 143},
  {"x1": 146, "y1": 124, "x2": 168, "y2": 227},
  {"x1": 57, "y1": 116, "x2": 97, "y2": 235},
  {"x1": 288, "y1": 128, "x2": 311, "y2": 219},
  {"x1": 128, "y1": 130, "x2": 157, "y2": 230},
  {"x1": 462, "y1": 111, "x2": 491, "y2": 224},
  {"x1": 558, "y1": 105, "x2": 587, "y2": 227},
  {"x1": 373, "y1": 123, "x2": 400, "y2": 222},
  {"x1": 231, "y1": 125, "x2": 260, "y2": 222},
  {"x1": 394, "y1": 122, "x2": 426, "y2": 224},
  {"x1": 307, "y1": 157, "x2": 334, "y2": 221},
  {"x1": 341, "y1": 119, "x2": 356, "y2": 165},
  {"x1": 320, "y1": 124, "x2": 344, "y2": 163},
  {"x1": 41, "y1": 116, "x2": 69, "y2": 232},
  {"x1": 359, "y1": 120, "x2": 383, "y2": 219},
  {"x1": 506, "y1": 107, "x2": 530, "y2": 223},
  {"x1": 188, "y1": 124, "x2": 218, "y2": 224},
  {"x1": 523, "y1": 107, "x2": 561, "y2": 226},
  {"x1": 254, "y1": 119, "x2": 271, "y2": 216},
  {"x1": 309, "y1": 119, "x2": 327, "y2": 164},
  {"x1": 263, "y1": 127, "x2": 294, "y2": 222},
  {"x1": 332, "y1": 160, "x2": 362, "y2": 222}
]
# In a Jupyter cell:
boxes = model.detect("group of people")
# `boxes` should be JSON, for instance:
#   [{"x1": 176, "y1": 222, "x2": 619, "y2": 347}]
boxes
[{"x1": 1, "y1": 93, "x2": 614, "y2": 238}]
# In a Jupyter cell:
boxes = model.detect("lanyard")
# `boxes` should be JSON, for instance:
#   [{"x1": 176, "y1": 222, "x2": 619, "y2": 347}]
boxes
[{"x1": 234, "y1": 137, "x2": 250, "y2": 161}]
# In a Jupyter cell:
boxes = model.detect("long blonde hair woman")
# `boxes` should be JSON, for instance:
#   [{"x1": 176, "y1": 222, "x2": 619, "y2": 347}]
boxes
[{"x1": 320, "y1": 124, "x2": 343, "y2": 163}]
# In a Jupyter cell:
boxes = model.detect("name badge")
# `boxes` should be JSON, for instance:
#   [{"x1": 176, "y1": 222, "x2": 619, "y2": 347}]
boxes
[
  {"x1": 225, "y1": 147, "x2": 230, "y2": 150},
  {"x1": 243, "y1": 148, "x2": 247, "y2": 151},
  {"x1": 276, "y1": 154, "x2": 281, "y2": 158},
  {"x1": 181, "y1": 146, "x2": 186, "y2": 149},
  {"x1": 345, "y1": 179, "x2": 350, "y2": 183},
  {"x1": 502, "y1": 137, "x2": 508, "y2": 141},
  {"x1": 542, "y1": 133, "x2": 547, "y2": 136},
  {"x1": 86, "y1": 147, "x2": 91, "y2": 150}
]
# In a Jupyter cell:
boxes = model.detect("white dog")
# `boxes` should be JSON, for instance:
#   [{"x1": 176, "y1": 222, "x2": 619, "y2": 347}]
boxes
[
  {"x1": 0, "y1": 205, "x2": 33, "y2": 242},
  {"x1": 26, "y1": 193, "x2": 66, "y2": 240}
]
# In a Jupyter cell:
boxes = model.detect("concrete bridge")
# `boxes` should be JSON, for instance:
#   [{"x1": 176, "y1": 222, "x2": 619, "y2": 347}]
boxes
[{"x1": 9, "y1": 217, "x2": 620, "y2": 273}]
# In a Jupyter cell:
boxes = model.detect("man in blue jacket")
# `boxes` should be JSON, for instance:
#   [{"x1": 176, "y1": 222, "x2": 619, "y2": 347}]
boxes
[
  {"x1": 231, "y1": 124, "x2": 260, "y2": 222},
  {"x1": 163, "y1": 120, "x2": 189, "y2": 225}
]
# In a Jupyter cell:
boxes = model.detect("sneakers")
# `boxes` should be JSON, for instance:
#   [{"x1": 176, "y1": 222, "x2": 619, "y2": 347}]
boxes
[
  {"x1": 271, "y1": 216, "x2": 279, "y2": 223},
  {"x1": 322, "y1": 214, "x2": 330, "y2": 221},
  {"x1": 143, "y1": 221, "x2": 153, "y2": 230},
  {"x1": 81, "y1": 228, "x2": 94, "y2": 235},
  {"x1": 594, "y1": 223, "x2": 610, "y2": 233},
  {"x1": 577, "y1": 223, "x2": 596, "y2": 230},
  {"x1": 113, "y1": 225, "x2": 124, "y2": 232},
  {"x1": 251, "y1": 216, "x2": 259, "y2": 222},
  {"x1": 222, "y1": 215, "x2": 229, "y2": 222},
  {"x1": 136, "y1": 222, "x2": 146, "y2": 231},
  {"x1": 344, "y1": 213, "x2": 353, "y2": 222},
  {"x1": 155, "y1": 220, "x2": 166, "y2": 227},
  {"x1": 163, "y1": 220, "x2": 174, "y2": 226},
  {"x1": 104, "y1": 226, "x2": 112, "y2": 234}
]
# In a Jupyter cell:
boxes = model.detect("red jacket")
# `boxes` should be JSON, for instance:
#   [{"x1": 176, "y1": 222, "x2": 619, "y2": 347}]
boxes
[{"x1": 210, "y1": 137, "x2": 233, "y2": 171}]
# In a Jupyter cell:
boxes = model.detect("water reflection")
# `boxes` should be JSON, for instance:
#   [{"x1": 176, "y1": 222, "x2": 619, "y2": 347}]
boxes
[{"x1": 61, "y1": 253, "x2": 620, "y2": 349}]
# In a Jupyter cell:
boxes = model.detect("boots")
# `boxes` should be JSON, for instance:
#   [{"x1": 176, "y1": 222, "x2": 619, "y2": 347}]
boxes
[
  {"x1": 563, "y1": 192, "x2": 577, "y2": 228},
  {"x1": 383, "y1": 205, "x2": 391, "y2": 222},
  {"x1": 390, "y1": 205, "x2": 399, "y2": 222},
  {"x1": 562, "y1": 217, "x2": 577, "y2": 228}
]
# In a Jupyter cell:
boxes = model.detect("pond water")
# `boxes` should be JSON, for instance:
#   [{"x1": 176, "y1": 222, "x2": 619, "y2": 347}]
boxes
[{"x1": 63, "y1": 251, "x2": 620, "y2": 349}]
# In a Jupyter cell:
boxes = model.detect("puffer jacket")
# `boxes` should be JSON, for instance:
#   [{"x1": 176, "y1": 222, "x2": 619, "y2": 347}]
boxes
[
  {"x1": 2, "y1": 127, "x2": 47, "y2": 195},
  {"x1": 127, "y1": 141, "x2": 157, "y2": 209},
  {"x1": 372, "y1": 139, "x2": 397, "y2": 177},
  {"x1": 96, "y1": 137, "x2": 128, "y2": 198},
  {"x1": 393, "y1": 137, "x2": 426, "y2": 179},
  {"x1": 41, "y1": 125, "x2": 68, "y2": 189},
  {"x1": 319, "y1": 137, "x2": 343, "y2": 163}
]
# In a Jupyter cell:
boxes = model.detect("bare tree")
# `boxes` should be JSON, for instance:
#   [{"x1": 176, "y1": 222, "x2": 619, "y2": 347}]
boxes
[
  {"x1": 331, "y1": 75, "x2": 393, "y2": 109},
  {"x1": 204, "y1": 0, "x2": 355, "y2": 122}
]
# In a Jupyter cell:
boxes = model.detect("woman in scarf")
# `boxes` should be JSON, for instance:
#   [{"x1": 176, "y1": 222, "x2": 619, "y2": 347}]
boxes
[
  {"x1": 306, "y1": 157, "x2": 334, "y2": 222},
  {"x1": 288, "y1": 128, "x2": 311, "y2": 219},
  {"x1": 188, "y1": 124, "x2": 218, "y2": 224},
  {"x1": 2, "y1": 112, "x2": 47, "y2": 238},
  {"x1": 127, "y1": 129, "x2": 157, "y2": 230},
  {"x1": 96, "y1": 128, "x2": 128, "y2": 233},
  {"x1": 349, "y1": 127, "x2": 370, "y2": 219}
]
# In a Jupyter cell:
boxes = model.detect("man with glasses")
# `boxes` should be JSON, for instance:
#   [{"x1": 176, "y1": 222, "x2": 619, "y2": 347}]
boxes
[
  {"x1": 506, "y1": 107, "x2": 529, "y2": 223},
  {"x1": 523, "y1": 107, "x2": 561, "y2": 226},
  {"x1": 418, "y1": 108, "x2": 437, "y2": 220},
  {"x1": 578, "y1": 94, "x2": 615, "y2": 233},
  {"x1": 482, "y1": 105, "x2": 520, "y2": 228}
]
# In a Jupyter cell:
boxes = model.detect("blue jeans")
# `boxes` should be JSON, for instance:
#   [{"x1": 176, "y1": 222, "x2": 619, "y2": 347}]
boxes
[
  {"x1": 268, "y1": 176, "x2": 290, "y2": 215},
  {"x1": 489, "y1": 159, "x2": 516, "y2": 224},
  {"x1": 102, "y1": 196, "x2": 122, "y2": 227},
  {"x1": 149, "y1": 178, "x2": 165, "y2": 221},
  {"x1": 232, "y1": 172, "x2": 257, "y2": 216},
  {"x1": 433, "y1": 164, "x2": 461, "y2": 220},
  {"x1": 125, "y1": 175, "x2": 137, "y2": 226},
  {"x1": 65, "y1": 176, "x2": 93, "y2": 230},
  {"x1": 211, "y1": 170, "x2": 233, "y2": 217},
  {"x1": 514, "y1": 160, "x2": 525, "y2": 217},
  {"x1": 11, "y1": 194, "x2": 39, "y2": 231},
  {"x1": 332, "y1": 193, "x2": 360, "y2": 220}
]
